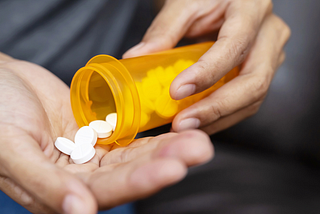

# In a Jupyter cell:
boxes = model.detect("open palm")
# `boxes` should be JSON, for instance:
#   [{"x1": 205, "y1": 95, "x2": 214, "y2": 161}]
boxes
[{"x1": 0, "y1": 57, "x2": 213, "y2": 214}]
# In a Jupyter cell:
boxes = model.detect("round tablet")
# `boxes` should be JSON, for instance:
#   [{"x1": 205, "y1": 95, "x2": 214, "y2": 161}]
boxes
[
  {"x1": 74, "y1": 126, "x2": 97, "y2": 146},
  {"x1": 71, "y1": 143, "x2": 96, "y2": 164},
  {"x1": 142, "y1": 77, "x2": 162, "y2": 101},
  {"x1": 136, "y1": 82, "x2": 155, "y2": 114},
  {"x1": 89, "y1": 120, "x2": 113, "y2": 138},
  {"x1": 154, "y1": 66, "x2": 167, "y2": 87},
  {"x1": 155, "y1": 87, "x2": 178, "y2": 119},
  {"x1": 106, "y1": 113, "x2": 117, "y2": 131},
  {"x1": 140, "y1": 96, "x2": 155, "y2": 114},
  {"x1": 163, "y1": 66, "x2": 176, "y2": 85},
  {"x1": 139, "y1": 112, "x2": 150, "y2": 128},
  {"x1": 54, "y1": 137, "x2": 76, "y2": 155}
]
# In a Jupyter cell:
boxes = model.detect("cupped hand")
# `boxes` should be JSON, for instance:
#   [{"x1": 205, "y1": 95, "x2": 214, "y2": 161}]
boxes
[
  {"x1": 0, "y1": 54, "x2": 213, "y2": 213},
  {"x1": 123, "y1": 0, "x2": 291, "y2": 134}
]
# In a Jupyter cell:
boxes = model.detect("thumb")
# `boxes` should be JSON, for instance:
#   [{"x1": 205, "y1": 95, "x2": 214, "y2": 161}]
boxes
[
  {"x1": 0, "y1": 135, "x2": 97, "y2": 214},
  {"x1": 123, "y1": 1, "x2": 198, "y2": 58}
]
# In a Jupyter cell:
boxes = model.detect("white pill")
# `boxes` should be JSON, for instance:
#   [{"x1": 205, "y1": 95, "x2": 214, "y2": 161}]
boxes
[
  {"x1": 74, "y1": 126, "x2": 97, "y2": 146},
  {"x1": 71, "y1": 143, "x2": 96, "y2": 164},
  {"x1": 106, "y1": 113, "x2": 117, "y2": 131},
  {"x1": 54, "y1": 137, "x2": 76, "y2": 155},
  {"x1": 89, "y1": 120, "x2": 113, "y2": 138}
]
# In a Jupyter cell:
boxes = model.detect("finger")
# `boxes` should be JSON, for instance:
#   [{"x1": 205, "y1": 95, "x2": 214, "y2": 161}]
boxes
[
  {"x1": 172, "y1": 14, "x2": 291, "y2": 131},
  {"x1": 0, "y1": 176, "x2": 55, "y2": 214},
  {"x1": 85, "y1": 130, "x2": 213, "y2": 209},
  {"x1": 184, "y1": 1, "x2": 228, "y2": 38},
  {"x1": 0, "y1": 134, "x2": 97, "y2": 214},
  {"x1": 170, "y1": 0, "x2": 273, "y2": 100},
  {"x1": 101, "y1": 130, "x2": 213, "y2": 167},
  {"x1": 92, "y1": 158, "x2": 186, "y2": 209},
  {"x1": 172, "y1": 71, "x2": 269, "y2": 132},
  {"x1": 278, "y1": 51, "x2": 286, "y2": 66},
  {"x1": 123, "y1": 0, "x2": 220, "y2": 58},
  {"x1": 200, "y1": 101, "x2": 263, "y2": 135}
]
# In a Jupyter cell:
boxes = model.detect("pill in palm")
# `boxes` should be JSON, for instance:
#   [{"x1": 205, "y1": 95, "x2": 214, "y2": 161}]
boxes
[
  {"x1": 74, "y1": 126, "x2": 97, "y2": 146},
  {"x1": 54, "y1": 137, "x2": 76, "y2": 155},
  {"x1": 89, "y1": 120, "x2": 113, "y2": 138},
  {"x1": 71, "y1": 143, "x2": 96, "y2": 164},
  {"x1": 106, "y1": 113, "x2": 117, "y2": 131}
]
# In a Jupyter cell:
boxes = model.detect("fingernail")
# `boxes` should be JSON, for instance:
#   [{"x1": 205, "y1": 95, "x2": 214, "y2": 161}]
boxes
[
  {"x1": 175, "y1": 84, "x2": 196, "y2": 100},
  {"x1": 178, "y1": 118, "x2": 200, "y2": 131},
  {"x1": 123, "y1": 42, "x2": 145, "y2": 58},
  {"x1": 63, "y1": 195, "x2": 89, "y2": 214}
]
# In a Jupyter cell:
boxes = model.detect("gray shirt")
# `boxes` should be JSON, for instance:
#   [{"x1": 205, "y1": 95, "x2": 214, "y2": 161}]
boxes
[{"x1": 0, "y1": 0, "x2": 140, "y2": 84}]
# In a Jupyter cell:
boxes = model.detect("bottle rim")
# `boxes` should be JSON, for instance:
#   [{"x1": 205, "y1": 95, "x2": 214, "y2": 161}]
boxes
[{"x1": 70, "y1": 55, "x2": 141, "y2": 146}]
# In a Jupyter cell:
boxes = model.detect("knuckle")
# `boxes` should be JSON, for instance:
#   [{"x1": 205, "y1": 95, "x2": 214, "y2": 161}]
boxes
[
  {"x1": 196, "y1": 59, "x2": 209, "y2": 72},
  {"x1": 228, "y1": 37, "x2": 251, "y2": 64},
  {"x1": 279, "y1": 52, "x2": 286, "y2": 65},
  {"x1": 254, "y1": 77, "x2": 269, "y2": 94},
  {"x1": 0, "y1": 177, "x2": 35, "y2": 207},
  {"x1": 19, "y1": 193, "x2": 36, "y2": 208},
  {"x1": 195, "y1": 60, "x2": 216, "y2": 88},
  {"x1": 146, "y1": 25, "x2": 177, "y2": 47},
  {"x1": 264, "y1": 0, "x2": 273, "y2": 14},
  {"x1": 282, "y1": 23, "x2": 291, "y2": 40},
  {"x1": 272, "y1": 15, "x2": 291, "y2": 42},
  {"x1": 247, "y1": 102, "x2": 262, "y2": 116},
  {"x1": 208, "y1": 101, "x2": 224, "y2": 120},
  {"x1": 251, "y1": 75, "x2": 270, "y2": 99},
  {"x1": 164, "y1": 32, "x2": 178, "y2": 47}
]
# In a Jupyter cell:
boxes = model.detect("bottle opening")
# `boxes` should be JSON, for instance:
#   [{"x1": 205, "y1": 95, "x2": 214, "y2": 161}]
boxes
[
  {"x1": 87, "y1": 71, "x2": 117, "y2": 120},
  {"x1": 71, "y1": 55, "x2": 141, "y2": 146}
]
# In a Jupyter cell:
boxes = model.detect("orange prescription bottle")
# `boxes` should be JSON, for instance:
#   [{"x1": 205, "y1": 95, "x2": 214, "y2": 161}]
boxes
[{"x1": 70, "y1": 42, "x2": 238, "y2": 146}]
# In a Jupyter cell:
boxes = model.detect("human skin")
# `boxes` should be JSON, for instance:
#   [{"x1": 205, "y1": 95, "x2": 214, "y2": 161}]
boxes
[
  {"x1": 124, "y1": 0, "x2": 291, "y2": 134},
  {"x1": 0, "y1": 53, "x2": 213, "y2": 214}
]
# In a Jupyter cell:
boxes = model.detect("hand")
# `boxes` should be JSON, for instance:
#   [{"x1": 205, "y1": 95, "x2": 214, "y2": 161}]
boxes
[
  {"x1": 0, "y1": 54, "x2": 213, "y2": 213},
  {"x1": 123, "y1": 0, "x2": 291, "y2": 134}
]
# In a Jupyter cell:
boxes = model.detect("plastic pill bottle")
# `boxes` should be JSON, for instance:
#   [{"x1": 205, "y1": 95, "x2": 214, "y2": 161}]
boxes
[{"x1": 70, "y1": 42, "x2": 238, "y2": 146}]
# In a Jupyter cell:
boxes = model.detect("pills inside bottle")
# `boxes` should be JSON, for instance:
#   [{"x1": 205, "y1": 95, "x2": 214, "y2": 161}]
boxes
[{"x1": 70, "y1": 42, "x2": 239, "y2": 146}]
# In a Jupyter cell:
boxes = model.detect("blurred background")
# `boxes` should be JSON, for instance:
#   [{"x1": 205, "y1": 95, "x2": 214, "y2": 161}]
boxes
[{"x1": 1, "y1": 0, "x2": 320, "y2": 213}]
